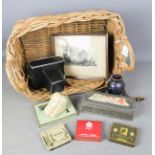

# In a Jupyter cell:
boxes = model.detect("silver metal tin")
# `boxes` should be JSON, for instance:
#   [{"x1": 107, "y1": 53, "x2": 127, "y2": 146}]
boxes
[{"x1": 80, "y1": 91, "x2": 135, "y2": 120}]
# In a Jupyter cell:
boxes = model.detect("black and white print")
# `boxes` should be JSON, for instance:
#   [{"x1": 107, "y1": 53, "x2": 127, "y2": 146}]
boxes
[
  {"x1": 62, "y1": 45, "x2": 97, "y2": 66},
  {"x1": 54, "y1": 34, "x2": 108, "y2": 79}
]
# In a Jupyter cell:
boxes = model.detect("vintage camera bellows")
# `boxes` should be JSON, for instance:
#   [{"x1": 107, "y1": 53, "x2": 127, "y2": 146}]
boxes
[{"x1": 26, "y1": 56, "x2": 65, "y2": 93}]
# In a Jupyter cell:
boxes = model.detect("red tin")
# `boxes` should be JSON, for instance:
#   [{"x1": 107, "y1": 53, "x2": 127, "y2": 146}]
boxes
[{"x1": 75, "y1": 120, "x2": 102, "y2": 142}]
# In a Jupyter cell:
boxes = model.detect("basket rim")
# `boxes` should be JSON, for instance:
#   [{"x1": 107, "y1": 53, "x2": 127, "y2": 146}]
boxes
[{"x1": 5, "y1": 10, "x2": 135, "y2": 101}]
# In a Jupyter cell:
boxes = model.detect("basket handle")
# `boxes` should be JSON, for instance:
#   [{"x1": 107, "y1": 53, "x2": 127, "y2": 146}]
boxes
[{"x1": 116, "y1": 36, "x2": 135, "y2": 72}]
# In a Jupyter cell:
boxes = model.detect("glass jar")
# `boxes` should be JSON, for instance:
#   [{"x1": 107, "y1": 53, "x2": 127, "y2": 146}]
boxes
[{"x1": 108, "y1": 74, "x2": 125, "y2": 95}]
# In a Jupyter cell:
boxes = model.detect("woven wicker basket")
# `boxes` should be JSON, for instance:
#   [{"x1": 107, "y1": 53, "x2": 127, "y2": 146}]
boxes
[{"x1": 6, "y1": 10, "x2": 135, "y2": 101}]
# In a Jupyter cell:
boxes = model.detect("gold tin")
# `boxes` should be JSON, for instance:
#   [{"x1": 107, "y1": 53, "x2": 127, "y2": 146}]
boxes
[{"x1": 108, "y1": 123, "x2": 137, "y2": 147}]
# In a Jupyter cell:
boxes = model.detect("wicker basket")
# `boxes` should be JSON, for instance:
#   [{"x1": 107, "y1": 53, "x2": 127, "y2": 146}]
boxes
[{"x1": 6, "y1": 10, "x2": 135, "y2": 101}]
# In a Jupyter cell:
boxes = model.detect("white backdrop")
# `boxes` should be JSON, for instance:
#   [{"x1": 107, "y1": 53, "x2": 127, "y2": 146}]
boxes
[{"x1": 2, "y1": 0, "x2": 152, "y2": 61}]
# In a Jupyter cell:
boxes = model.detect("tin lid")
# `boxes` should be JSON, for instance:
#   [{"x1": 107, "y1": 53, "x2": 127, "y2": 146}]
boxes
[{"x1": 82, "y1": 91, "x2": 134, "y2": 110}]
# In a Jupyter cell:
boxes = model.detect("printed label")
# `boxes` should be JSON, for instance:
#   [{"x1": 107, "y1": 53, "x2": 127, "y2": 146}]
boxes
[
  {"x1": 89, "y1": 94, "x2": 129, "y2": 107},
  {"x1": 85, "y1": 121, "x2": 93, "y2": 130}
]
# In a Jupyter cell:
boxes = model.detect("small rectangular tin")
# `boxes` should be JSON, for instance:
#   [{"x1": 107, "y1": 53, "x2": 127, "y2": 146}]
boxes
[
  {"x1": 75, "y1": 120, "x2": 102, "y2": 142},
  {"x1": 33, "y1": 97, "x2": 77, "y2": 127},
  {"x1": 108, "y1": 123, "x2": 137, "y2": 147},
  {"x1": 80, "y1": 91, "x2": 135, "y2": 120},
  {"x1": 40, "y1": 124, "x2": 72, "y2": 150}
]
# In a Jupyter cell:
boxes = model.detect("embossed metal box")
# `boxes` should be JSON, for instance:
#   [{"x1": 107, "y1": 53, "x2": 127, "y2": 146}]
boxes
[
  {"x1": 80, "y1": 91, "x2": 135, "y2": 120},
  {"x1": 108, "y1": 123, "x2": 137, "y2": 147},
  {"x1": 33, "y1": 98, "x2": 77, "y2": 127},
  {"x1": 40, "y1": 124, "x2": 72, "y2": 150}
]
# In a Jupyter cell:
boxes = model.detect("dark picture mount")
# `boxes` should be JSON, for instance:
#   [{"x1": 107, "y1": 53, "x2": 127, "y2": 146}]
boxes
[{"x1": 62, "y1": 45, "x2": 97, "y2": 66}]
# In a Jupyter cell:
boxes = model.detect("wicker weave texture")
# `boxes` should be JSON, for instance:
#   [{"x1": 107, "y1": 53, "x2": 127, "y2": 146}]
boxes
[{"x1": 6, "y1": 10, "x2": 135, "y2": 101}]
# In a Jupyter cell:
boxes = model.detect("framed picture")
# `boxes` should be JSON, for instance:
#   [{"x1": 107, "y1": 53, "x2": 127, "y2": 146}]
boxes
[{"x1": 53, "y1": 34, "x2": 108, "y2": 79}]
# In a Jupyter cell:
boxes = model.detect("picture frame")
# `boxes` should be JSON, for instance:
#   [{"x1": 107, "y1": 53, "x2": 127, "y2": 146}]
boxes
[{"x1": 53, "y1": 34, "x2": 108, "y2": 79}]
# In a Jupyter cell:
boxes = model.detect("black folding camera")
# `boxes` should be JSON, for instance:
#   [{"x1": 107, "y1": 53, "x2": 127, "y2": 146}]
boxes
[{"x1": 26, "y1": 56, "x2": 65, "y2": 93}]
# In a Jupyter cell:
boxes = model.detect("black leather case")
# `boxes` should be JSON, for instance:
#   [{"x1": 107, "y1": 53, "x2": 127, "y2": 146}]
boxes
[{"x1": 26, "y1": 56, "x2": 65, "y2": 92}]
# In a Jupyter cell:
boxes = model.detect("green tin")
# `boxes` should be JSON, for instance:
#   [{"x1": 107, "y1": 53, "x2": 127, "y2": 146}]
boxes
[{"x1": 33, "y1": 97, "x2": 77, "y2": 127}]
